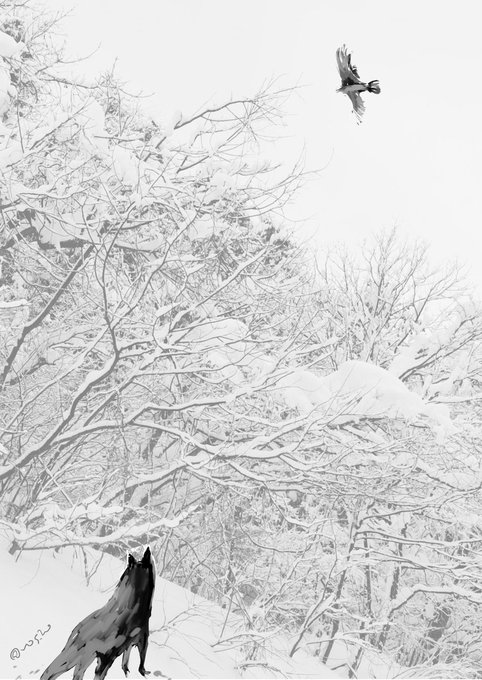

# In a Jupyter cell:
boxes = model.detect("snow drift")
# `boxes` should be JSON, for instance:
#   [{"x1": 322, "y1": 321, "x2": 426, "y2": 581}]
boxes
[
  {"x1": 0, "y1": 531, "x2": 337, "y2": 679},
  {"x1": 276, "y1": 360, "x2": 455, "y2": 440}
]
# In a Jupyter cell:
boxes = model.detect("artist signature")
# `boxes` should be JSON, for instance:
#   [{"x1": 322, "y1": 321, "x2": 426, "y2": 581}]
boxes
[{"x1": 10, "y1": 624, "x2": 51, "y2": 660}]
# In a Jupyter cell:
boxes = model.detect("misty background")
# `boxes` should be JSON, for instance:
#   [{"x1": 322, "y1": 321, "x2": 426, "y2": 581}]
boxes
[{"x1": 48, "y1": 0, "x2": 482, "y2": 289}]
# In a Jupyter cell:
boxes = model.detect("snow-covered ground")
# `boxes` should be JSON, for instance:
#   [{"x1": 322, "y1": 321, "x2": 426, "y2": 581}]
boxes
[{"x1": 0, "y1": 532, "x2": 338, "y2": 679}]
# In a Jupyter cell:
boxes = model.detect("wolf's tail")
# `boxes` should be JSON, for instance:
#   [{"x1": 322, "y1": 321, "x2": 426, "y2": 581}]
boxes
[
  {"x1": 40, "y1": 648, "x2": 79, "y2": 680},
  {"x1": 40, "y1": 660, "x2": 66, "y2": 680},
  {"x1": 368, "y1": 80, "x2": 381, "y2": 94}
]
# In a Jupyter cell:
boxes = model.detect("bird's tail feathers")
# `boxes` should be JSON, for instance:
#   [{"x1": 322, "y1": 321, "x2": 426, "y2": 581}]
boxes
[{"x1": 368, "y1": 80, "x2": 381, "y2": 94}]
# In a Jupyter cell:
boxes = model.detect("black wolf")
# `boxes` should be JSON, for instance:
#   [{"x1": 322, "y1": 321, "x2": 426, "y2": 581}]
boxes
[{"x1": 41, "y1": 546, "x2": 156, "y2": 680}]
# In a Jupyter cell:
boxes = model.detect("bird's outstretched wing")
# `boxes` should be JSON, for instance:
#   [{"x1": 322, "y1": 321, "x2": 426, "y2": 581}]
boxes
[
  {"x1": 336, "y1": 45, "x2": 361, "y2": 84},
  {"x1": 347, "y1": 91, "x2": 365, "y2": 123}
]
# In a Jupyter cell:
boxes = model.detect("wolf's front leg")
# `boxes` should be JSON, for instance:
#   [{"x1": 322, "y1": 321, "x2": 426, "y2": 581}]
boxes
[
  {"x1": 137, "y1": 629, "x2": 150, "y2": 676},
  {"x1": 122, "y1": 644, "x2": 133, "y2": 676}
]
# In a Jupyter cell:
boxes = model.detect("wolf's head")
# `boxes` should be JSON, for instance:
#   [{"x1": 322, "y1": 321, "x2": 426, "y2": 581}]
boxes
[{"x1": 117, "y1": 546, "x2": 156, "y2": 614}]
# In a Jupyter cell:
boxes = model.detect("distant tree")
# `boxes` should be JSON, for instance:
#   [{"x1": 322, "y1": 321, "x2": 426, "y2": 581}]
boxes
[{"x1": 317, "y1": 229, "x2": 478, "y2": 367}]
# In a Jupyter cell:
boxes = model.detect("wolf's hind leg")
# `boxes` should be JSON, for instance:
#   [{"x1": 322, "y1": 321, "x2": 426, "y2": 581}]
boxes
[{"x1": 72, "y1": 657, "x2": 91, "y2": 680}]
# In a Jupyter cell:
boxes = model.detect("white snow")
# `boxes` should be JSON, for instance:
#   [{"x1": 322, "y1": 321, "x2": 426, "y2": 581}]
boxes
[
  {"x1": 38, "y1": 212, "x2": 88, "y2": 248},
  {"x1": 326, "y1": 360, "x2": 428, "y2": 420},
  {"x1": 189, "y1": 214, "x2": 215, "y2": 239},
  {"x1": 275, "y1": 369, "x2": 330, "y2": 414},
  {"x1": 0, "y1": 61, "x2": 12, "y2": 114},
  {"x1": 163, "y1": 110, "x2": 183, "y2": 137},
  {"x1": 173, "y1": 317, "x2": 263, "y2": 383},
  {"x1": 0, "y1": 298, "x2": 29, "y2": 308},
  {"x1": 79, "y1": 99, "x2": 108, "y2": 153},
  {"x1": 112, "y1": 145, "x2": 142, "y2": 186},
  {"x1": 204, "y1": 170, "x2": 235, "y2": 202},
  {"x1": 275, "y1": 360, "x2": 456, "y2": 438},
  {"x1": 389, "y1": 321, "x2": 465, "y2": 382},
  {"x1": 0, "y1": 30, "x2": 24, "y2": 57},
  {"x1": 0, "y1": 531, "x2": 337, "y2": 679},
  {"x1": 189, "y1": 215, "x2": 231, "y2": 239},
  {"x1": 0, "y1": 139, "x2": 22, "y2": 168}
]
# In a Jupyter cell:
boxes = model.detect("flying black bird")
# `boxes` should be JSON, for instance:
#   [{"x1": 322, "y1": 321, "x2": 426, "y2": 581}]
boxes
[{"x1": 336, "y1": 45, "x2": 380, "y2": 122}]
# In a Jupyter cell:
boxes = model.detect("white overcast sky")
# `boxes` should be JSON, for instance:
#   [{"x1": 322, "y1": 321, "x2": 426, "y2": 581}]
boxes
[{"x1": 48, "y1": 0, "x2": 482, "y2": 290}]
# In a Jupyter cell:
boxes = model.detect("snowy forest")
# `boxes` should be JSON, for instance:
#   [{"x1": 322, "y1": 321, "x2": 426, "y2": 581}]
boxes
[{"x1": 1, "y1": 2, "x2": 482, "y2": 678}]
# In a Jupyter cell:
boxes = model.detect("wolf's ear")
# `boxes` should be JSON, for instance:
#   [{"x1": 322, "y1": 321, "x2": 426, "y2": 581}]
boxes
[
  {"x1": 128, "y1": 553, "x2": 136, "y2": 568},
  {"x1": 141, "y1": 546, "x2": 151, "y2": 566}
]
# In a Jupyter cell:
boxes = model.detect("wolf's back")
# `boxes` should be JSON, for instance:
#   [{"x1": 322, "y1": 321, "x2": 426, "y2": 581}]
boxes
[{"x1": 40, "y1": 608, "x2": 106, "y2": 680}]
